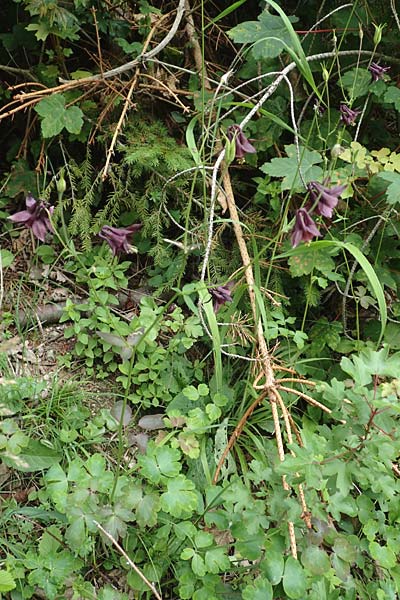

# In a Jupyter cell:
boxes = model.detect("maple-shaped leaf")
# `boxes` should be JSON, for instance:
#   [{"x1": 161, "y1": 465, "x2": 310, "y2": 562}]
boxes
[
  {"x1": 137, "y1": 443, "x2": 181, "y2": 484},
  {"x1": 160, "y1": 475, "x2": 197, "y2": 518},
  {"x1": 228, "y1": 12, "x2": 298, "y2": 59},
  {"x1": 260, "y1": 145, "x2": 323, "y2": 191}
]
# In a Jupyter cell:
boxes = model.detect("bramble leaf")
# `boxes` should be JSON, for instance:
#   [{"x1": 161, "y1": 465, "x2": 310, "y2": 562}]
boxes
[{"x1": 34, "y1": 94, "x2": 83, "y2": 138}]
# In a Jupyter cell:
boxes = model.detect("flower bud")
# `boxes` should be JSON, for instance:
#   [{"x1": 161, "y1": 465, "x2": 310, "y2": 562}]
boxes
[
  {"x1": 56, "y1": 172, "x2": 66, "y2": 196},
  {"x1": 224, "y1": 136, "x2": 237, "y2": 166},
  {"x1": 321, "y1": 64, "x2": 329, "y2": 83},
  {"x1": 373, "y1": 23, "x2": 385, "y2": 46}
]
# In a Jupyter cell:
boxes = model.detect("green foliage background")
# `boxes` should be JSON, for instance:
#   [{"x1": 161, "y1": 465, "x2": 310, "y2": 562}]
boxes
[{"x1": 1, "y1": 0, "x2": 400, "y2": 599}]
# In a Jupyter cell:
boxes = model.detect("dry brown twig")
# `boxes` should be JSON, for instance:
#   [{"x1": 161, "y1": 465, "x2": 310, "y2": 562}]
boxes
[{"x1": 94, "y1": 521, "x2": 163, "y2": 600}]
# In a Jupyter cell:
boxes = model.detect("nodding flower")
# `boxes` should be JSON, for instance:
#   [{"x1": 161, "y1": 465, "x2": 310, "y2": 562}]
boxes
[
  {"x1": 99, "y1": 223, "x2": 142, "y2": 255},
  {"x1": 291, "y1": 208, "x2": 321, "y2": 248},
  {"x1": 8, "y1": 193, "x2": 54, "y2": 242},
  {"x1": 339, "y1": 103, "x2": 361, "y2": 126},
  {"x1": 227, "y1": 125, "x2": 256, "y2": 159},
  {"x1": 307, "y1": 180, "x2": 347, "y2": 219},
  {"x1": 368, "y1": 62, "x2": 390, "y2": 82},
  {"x1": 209, "y1": 282, "x2": 234, "y2": 313}
]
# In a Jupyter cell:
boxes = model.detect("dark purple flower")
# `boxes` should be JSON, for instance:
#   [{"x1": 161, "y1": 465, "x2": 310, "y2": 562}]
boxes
[
  {"x1": 339, "y1": 103, "x2": 361, "y2": 126},
  {"x1": 209, "y1": 282, "x2": 234, "y2": 313},
  {"x1": 99, "y1": 223, "x2": 142, "y2": 255},
  {"x1": 227, "y1": 125, "x2": 256, "y2": 159},
  {"x1": 307, "y1": 180, "x2": 347, "y2": 219},
  {"x1": 8, "y1": 193, "x2": 54, "y2": 242},
  {"x1": 291, "y1": 208, "x2": 321, "y2": 248},
  {"x1": 368, "y1": 62, "x2": 390, "y2": 82}
]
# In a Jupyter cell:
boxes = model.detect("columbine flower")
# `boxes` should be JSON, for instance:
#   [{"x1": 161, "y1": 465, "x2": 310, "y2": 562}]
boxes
[
  {"x1": 368, "y1": 62, "x2": 390, "y2": 82},
  {"x1": 291, "y1": 208, "x2": 321, "y2": 248},
  {"x1": 8, "y1": 193, "x2": 54, "y2": 242},
  {"x1": 340, "y1": 103, "x2": 361, "y2": 126},
  {"x1": 307, "y1": 180, "x2": 347, "y2": 219},
  {"x1": 227, "y1": 124, "x2": 256, "y2": 159},
  {"x1": 99, "y1": 223, "x2": 142, "y2": 255},
  {"x1": 209, "y1": 282, "x2": 234, "y2": 313}
]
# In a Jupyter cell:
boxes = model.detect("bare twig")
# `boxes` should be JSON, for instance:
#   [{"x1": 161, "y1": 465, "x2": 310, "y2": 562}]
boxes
[{"x1": 278, "y1": 385, "x2": 331, "y2": 414}]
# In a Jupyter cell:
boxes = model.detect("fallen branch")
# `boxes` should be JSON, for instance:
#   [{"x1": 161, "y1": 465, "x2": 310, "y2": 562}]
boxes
[{"x1": 15, "y1": 289, "x2": 147, "y2": 328}]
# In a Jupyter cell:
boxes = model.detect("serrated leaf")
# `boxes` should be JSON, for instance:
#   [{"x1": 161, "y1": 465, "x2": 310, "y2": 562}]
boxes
[
  {"x1": 0, "y1": 249, "x2": 15, "y2": 268},
  {"x1": 260, "y1": 145, "x2": 323, "y2": 191},
  {"x1": 191, "y1": 553, "x2": 206, "y2": 577},
  {"x1": 204, "y1": 547, "x2": 230, "y2": 573},
  {"x1": 341, "y1": 347, "x2": 400, "y2": 386},
  {"x1": 160, "y1": 475, "x2": 197, "y2": 518},
  {"x1": 242, "y1": 577, "x2": 273, "y2": 600},
  {"x1": 228, "y1": 12, "x2": 297, "y2": 59},
  {"x1": 64, "y1": 105, "x2": 84, "y2": 134},
  {"x1": 339, "y1": 68, "x2": 371, "y2": 98},
  {"x1": 376, "y1": 171, "x2": 400, "y2": 205},
  {"x1": 288, "y1": 247, "x2": 336, "y2": 277},
  {"x1": 283, "y1": 556, "x2": 308, "y2": 599},
  {"x1": 384, "y1": 86, "x2": 400, "y2": 111},
  {"x1": 35, "y1": 95, "x2": 66, "y2": 137},
  {"x1": 34, "y1": 94, "x2": 83, "y2": 138},
  {"x1": 369, "y1": 542, "x2": 397, "y2": 568},
  {"x1": 0, "y1": 570, "x2": 16, "y2": 592},
  {"x1": 138, "y1": 443, "x2": 181, "y2": 484}
]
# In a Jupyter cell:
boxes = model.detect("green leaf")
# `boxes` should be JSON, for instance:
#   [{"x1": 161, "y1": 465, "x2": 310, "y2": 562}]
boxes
[
  {"x1": 339, "y1": 68, "x2": 371, "y2": 98},
  {"x1": 2, "y1": 439, "x2": 61, "y2": 472},
  {"x1": 0, "y1": 249, "x2": 15, "y2": 268},
  {"x1": 191, "y1": 553, "x2": 206, "y2": 577},
  {"x1": 277, "y1": 240, "x2": 387, "y2": 343},
  {"x1": 369, "y1": 542, "x2": 397, "y2": 569},
  {"x1": 160, "y1": 475, "x2": 197, "y2": 518},
  {"x1": 0, "y1": 570, "x2": 16, "y2": 592},
  {"x1": 288, "y1": 247, "x2": 335, "y2": 277},
  {"x1": 204, "y1": 548, "x2": 230, "y2": 573},
  {"x1": 228, "y1": 12, "x2": 298, "y2": 59},
  {"x1": 261, "y1": 550, "x2": 284, "y2": 584},
  {"x1": 283, "y1": 556, "x2": 308, "y2": 599},
  {"x1": 265, "y1": 0, "x2": 320, "y2": 98},
  {"x1": 138, "y1": 443, "x2": 181, "y2": 483},
  {"x1": 35, "y1": 95, "x2": 67, "y2": 137},
  {"x1": 377, "y1": 171, "x2": 400, "y2": 205},
  {"x1": 136, "y1": 493, "x2": 160, "y2": 528},
  {"x1": 384, "y1": 86, "x2": 400, "y2": 111},
  {"x1": 260, "y1": 145, "x2": 323, "y2": 191},
  {"x1": 341, "y1": 347, "x2": 400, "y2": 386},
  {"x1": 182, "y1": 385, "x2": 200, "y2": 401},
  {"x1": 64, "y1": 105, "x2": 84, "y2": 134},
  {"x1": 34, "y1": 94, "x2": 83, "y2": 138},
  {"x1": 242, "y1": 577, "x2": 273, "y2": 600},
  {"x1": 181, "y1": 547, "x2": 195, "y2": 560},
  {"x1": 301, "y1": 546, "x2": 330, "y2": 575},
  {"x1": 333, "y1": 536, "x2": 357, "y2": 563}
]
